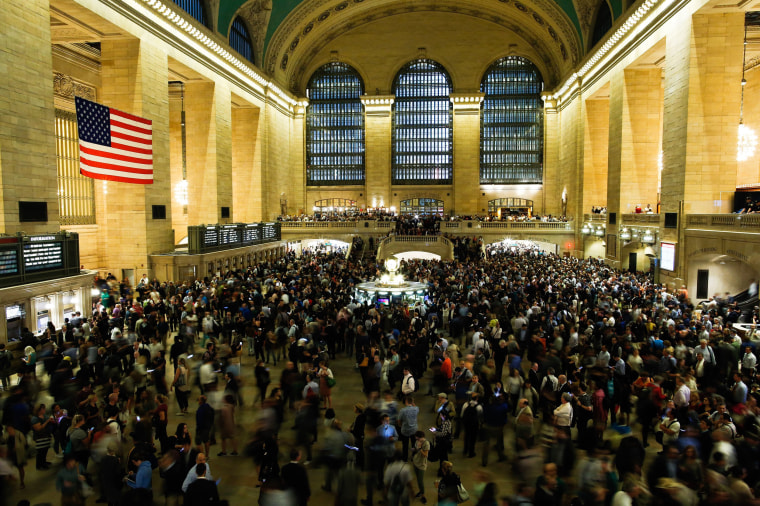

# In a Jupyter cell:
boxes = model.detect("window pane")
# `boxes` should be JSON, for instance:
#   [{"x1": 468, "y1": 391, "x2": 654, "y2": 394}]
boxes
[
  {"x1": 55, "y1": 109, "x2": 95, "y2": 225},
  {"x1": 230, "y1": 17, "x2": 254, "y2": 64},
  {"x1": 171, "y1": 0, "x2": 208, "y2": 27},
  {"x1": 306, "y1": 63, "x2": 365, "y2": 186},
  {"x1": 480, "y1": 56, "x2": 544, "y2": 184},
  {"x1": 392, "y1": 59, "x2": 452, "y2": 185}
]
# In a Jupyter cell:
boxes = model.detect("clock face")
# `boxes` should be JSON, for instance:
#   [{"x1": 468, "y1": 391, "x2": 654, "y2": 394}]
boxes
[{"x1": 386, "y1": 258, "x2": 399, "y2": 273}]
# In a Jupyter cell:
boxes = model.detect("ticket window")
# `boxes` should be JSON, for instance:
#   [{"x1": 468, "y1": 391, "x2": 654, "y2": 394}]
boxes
[
  {"x1": 62, "y1": 291, "x2": 78, "y2": 322},
  {"x1": 5, "y1": 304, "x2": 26, "y2": 342},
  {"x1": 36, "y1": 310, "x2": 50, "y2": 332}
]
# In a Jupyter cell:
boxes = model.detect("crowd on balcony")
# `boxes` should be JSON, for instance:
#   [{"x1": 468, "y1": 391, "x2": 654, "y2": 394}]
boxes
[
  {"x1": 736, "y1": 196, "x2": 760, "y2": 214},
  {"x1": 279, "y1": 212, "x2": 569, "y2": 224},
  {"x1": 590, "y1": 206, "x2": 607, "y2": 214}
]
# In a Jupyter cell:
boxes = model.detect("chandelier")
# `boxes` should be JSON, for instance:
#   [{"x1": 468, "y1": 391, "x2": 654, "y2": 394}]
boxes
[{"x1": 738, "y1": 23, "x2": 757, "y2": 162}]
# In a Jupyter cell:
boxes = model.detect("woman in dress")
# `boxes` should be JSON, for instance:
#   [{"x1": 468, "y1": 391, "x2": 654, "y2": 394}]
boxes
[
  {"x1": 317, "y1": 361, "x2": 334, "y2": 409},
  {"x1": 171, "y1": 357, "x2": 190, "y2": 415}
]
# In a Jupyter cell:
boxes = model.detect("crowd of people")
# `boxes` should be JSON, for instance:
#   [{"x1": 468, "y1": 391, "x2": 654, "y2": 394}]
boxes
[
  {"x1": 278, "y1": 212, "x2": 569, "y2": 224},
  {"x1": 1, "y1": 242, "x2": 759, "y2": 506}
]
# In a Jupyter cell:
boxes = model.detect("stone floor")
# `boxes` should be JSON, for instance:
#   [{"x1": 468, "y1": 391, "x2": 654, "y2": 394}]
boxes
[{"x1": 8, "y1": 336, "x2": 661, "y2": 505}]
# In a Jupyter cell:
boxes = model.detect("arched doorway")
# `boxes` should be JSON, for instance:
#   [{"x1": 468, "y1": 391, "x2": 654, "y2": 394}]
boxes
[
  {"x1": 313, "y1": 198, "x2": 358, "y2": 216},
  {"x1": 400, "y1": 198, "x2": 444, "y2": 216},
  {"x1": 488, "y1": 198, "x2": 533, "y2": 219}
]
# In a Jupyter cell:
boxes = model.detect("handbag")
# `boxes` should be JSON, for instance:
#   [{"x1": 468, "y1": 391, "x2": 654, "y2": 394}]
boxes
[
  {"x1": 327, "y1": 377, "x2": 336, "y2": 388},
  {"x1": 457, "y1": 483, "x2": 470, "y2": 503}
]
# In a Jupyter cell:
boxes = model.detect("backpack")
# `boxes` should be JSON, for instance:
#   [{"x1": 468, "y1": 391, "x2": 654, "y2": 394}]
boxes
[
  {"x1": 462, "y1": 403, "x2": 480, "y2": 426},
  {"x1": 176, "y1": 367, "x2": 186, "y2": 387},
  {"x1": 390, "y1": 465, "x2": 406, "y2": 494}
]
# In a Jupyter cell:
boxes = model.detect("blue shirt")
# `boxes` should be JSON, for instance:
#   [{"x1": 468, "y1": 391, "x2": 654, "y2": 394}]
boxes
[
  {"x1": 127, "y1": 460, "x2": 152, "y2": 490},
  {"x1": 377, "y1": 423, "x2": 398, "y2": 442}
]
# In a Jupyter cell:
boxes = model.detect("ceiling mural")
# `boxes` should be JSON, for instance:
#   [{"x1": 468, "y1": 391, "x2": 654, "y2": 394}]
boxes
[
  {"x1": 216, "y1": 0, "x2": 618, "y2": 48},
  {"x1": 213, "y1": 0, "x2": 626, "y2": 91},
  {"x1": 266, "y1": 0, "x2": 582, "y2": 90}
]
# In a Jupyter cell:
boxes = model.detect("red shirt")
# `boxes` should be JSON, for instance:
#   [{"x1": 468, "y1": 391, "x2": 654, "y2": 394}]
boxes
[{"x1": 441, "y1": 357, "x2": 452, "y2": 380}]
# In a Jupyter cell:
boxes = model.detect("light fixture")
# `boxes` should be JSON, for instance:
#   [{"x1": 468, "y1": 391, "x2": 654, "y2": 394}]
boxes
[
  {"x1": 642, "y1": 230, "x2": 655, "y2": 243},
  {"x1": 581, "y1": 223, "x2": 591, "y2": 235},
  {"x1": 174, "y1": 180, "x2": 189, "y2": 207},
  {"x1": 738, "y1": 22, "x2": 757, "y2": 162},
  {"x1": 620, "y1": 228, "x2": 631, "y2": 240},
  {"x1": 595, "y1": 227, "x2": 604, "y2": 237}
]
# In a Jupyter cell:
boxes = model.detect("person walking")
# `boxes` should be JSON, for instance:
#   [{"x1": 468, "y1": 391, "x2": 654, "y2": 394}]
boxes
[
  {"x1": 411, "y1": 431, "x2": 430, "y2": 504},
  {"x1": 398, "y1": 396, "x2": 419, "y2": 461},
  {"x1": 171, "y1": 357, "x2": 190, "y2": 415}
]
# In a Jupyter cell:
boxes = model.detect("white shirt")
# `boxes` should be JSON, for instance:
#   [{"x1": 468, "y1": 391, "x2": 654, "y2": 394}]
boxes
[
  {"x1": 611, "y1": 491, "x2": 634, "y2": 506},
  {"x1": 674, "y1": 384, "x2": 691, "y2": 408},
  {"x1": 181, "y1": 462, "x2": 213, "y2": 492}
]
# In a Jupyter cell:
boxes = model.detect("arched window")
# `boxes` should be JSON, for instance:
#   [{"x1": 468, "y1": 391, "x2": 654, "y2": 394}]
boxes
[
  {"x1": 392, "y1": 59, "x2": 453, "y2": 185},
  {"x1": 230, "y1": 16, "x2": 254, "y2": 64},
  {"x1": 480, "y1": 56, "x2": 544, "y2": 184},
  {"x1": 590, "y1": 2, "x2": 613, "y2": 49},
  {"x1": 171, "y1": 0, "x2": 209, "y2": 27},
  {"x1": 306, "y1": 63, "x2": 365, "y2": 186}
]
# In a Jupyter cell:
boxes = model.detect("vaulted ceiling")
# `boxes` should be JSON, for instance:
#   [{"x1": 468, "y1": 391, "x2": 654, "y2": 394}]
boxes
[{"x1": 213, "y1": 0, "x2": 626, "y2": 91}]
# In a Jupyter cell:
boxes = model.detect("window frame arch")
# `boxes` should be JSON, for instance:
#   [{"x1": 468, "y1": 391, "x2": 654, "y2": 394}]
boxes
[
  {"x1": 170, "y1": 0, "x2": 210, "y2": 28},
  {"x1": 589, "y1": 1, "x2": 614, "y2": 50},
  {"x1": 479, "y1": 55, "x2": 544, "y2": 185},
  {"x1": 229, "y1": 15, "x2": 255, "y2": 64},
  {"x1": 391, "y1": 59, "x2": 453, "y2": 186},
  {"x1": 305, "y1": 62, "x2": 366, "y2": 187}
]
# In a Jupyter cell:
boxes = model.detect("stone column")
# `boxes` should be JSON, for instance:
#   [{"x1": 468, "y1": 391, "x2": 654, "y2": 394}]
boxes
[
  {"x1": 184, "y1": 81, "x2": 232, "y2": 225},
  {"x1": 0, "y1": 0, "x2": 59, "y2": 234},
  {"x1": 361, "y1": 96, "x2": 394, "y2": 209},
  {"x1": 289, "y1": 100, "x2": 307, "y2": 216},
  {"x1": 582, "y1": 97, "x2": 609, "y2": 215},
  {"x1": 451, "y1": 93, "x2": 484, "y2": 216},
  {"x1": 660, "y1": 11, "x2": 744, "y2": 280},
  {"x1": 543, "y1": 98, "x2": 561, "y2": 219},
  {"x1": 662, "y1": 12, "x2": 744, "y2": 216},
  {"x1": 260, "y1": 94, "x2": 295, "y2": 220},
  {"x1": 100, "y1": 38, "x2": 173, "y2": 274},
  {"x1": 231, "y1": 105, "x2": 262, "y2": 222}
]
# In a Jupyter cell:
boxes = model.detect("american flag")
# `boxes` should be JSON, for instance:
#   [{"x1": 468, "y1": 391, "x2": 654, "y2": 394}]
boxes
[{"x1": 75, "y1": 97, "x2": 153, "y2": 184}]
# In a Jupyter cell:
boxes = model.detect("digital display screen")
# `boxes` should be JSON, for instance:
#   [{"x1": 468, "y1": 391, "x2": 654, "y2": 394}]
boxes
[
  {"x1": 661, "y1": 242, "x2": 676, "y2": 272},
  {"x1": 263, "y1": 223, "x2": 277, "y2": 240},
  {"x1": 23, "y1": 241, "x2": 63, "y2": 272},
  {"x1": 219, "y1": 226, "x2": 241, "y2": 246},
  {"x1": 203, "y1": 227, "x2": 218, "y2": 247},
  {"x1": 0, "y1": 249, "x2": 19, "y2": 276},
  {"x1": 243, "y1": 226, "x2": 261, "y2": 243}
]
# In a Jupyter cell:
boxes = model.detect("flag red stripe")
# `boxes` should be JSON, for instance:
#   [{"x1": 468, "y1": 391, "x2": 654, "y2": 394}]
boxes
[
  {"x1": 109, "y1": 108, "x2": 152, "y2": 126},
  {"x1": 80, "y1": 156, "x2": 153, "y2": 175},
  {"x1": 110, "y1": 119, "x2": 152, "y2": 136},
  {"x1": 80, "y1": 168, "x2": 153, "y2": 184},
  {"x1": 110, "y1": 142, "x2": 153, "y2": 155},
  {"x1": 111, "y1": 130, "x2": 153, "y2": 145},
  {"x1": 79, "y1": 145, "x2": 152, "y2": 165}
]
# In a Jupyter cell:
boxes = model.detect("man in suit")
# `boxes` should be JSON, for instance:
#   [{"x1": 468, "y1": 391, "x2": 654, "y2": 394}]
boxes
[
  {"x1": 281, "y1": 449, "x2": 311, "y2": 506},
  {"x1": 185, "y1": 463, "x2": 220, "y2": 506}
]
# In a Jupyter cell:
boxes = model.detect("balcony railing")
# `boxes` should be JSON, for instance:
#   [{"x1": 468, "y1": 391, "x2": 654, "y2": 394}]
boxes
[
  {"x1": 686, "y1": 214, "x2": 760, "y2": 231},
  {"x1": 620, "y1": 214, "x2": 660, "y2": 225},
  {"x1": 279, "y1": 219, "x2": 574, "y2": 234},
  {"x1": 583, "y1": 214, "x2": 607, "y2": 223}
]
